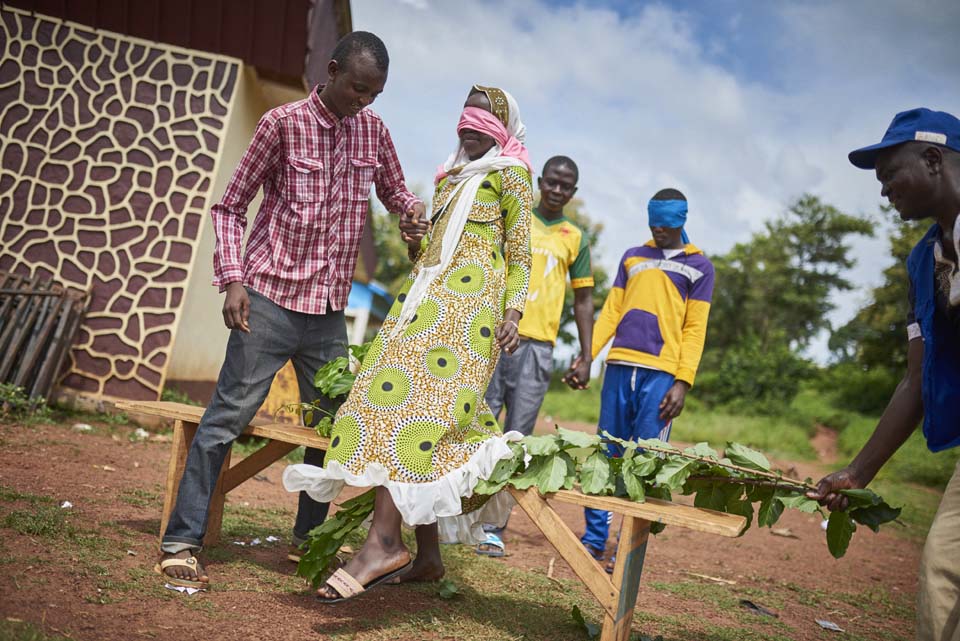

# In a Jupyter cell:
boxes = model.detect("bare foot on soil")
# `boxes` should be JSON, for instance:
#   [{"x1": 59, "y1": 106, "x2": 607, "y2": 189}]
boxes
[{"x1": 387, "y1": 555, "x2": 445, "y2": 584}]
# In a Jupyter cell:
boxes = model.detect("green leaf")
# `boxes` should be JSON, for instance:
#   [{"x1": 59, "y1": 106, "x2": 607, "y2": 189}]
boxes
[
  {"x1": 557, "y1": 426, "x2": 601, "y2": 449},
  {"x1": 724, "y1": 442, "x2": 771, "y2": 472},
  {"x1": 692, "y1": 481, "x2": 740, "y2": 512},
  {"x1": 626, "y1": 451, "x2": 659, "y2": 477},
  {"x1": 521, "y1": 434, "x2": 561, "y2": 456},
  {"x1": 297, "y1": 489, "x2": 375, "y2": 586},
  {"x1": 601, "y1": 430, "x2": 636, "y2": 452},
  {"x1": 758, "y1": 494, "x2": 785, "y2": 528},
  {"x1": 437, "y1": 579, "x2": 460, "y2": 600},
  {"x1": 536, "y1": 452, "x2": 575, "y2": 494},
  {"x1": 684, "y1": 442, "x2": 720, "y2": 460},
  {"x1": 850, "y1": 502, "x2": 902, "y2": 532},
  {"x1": 509, "y1": 457, "x2": 546, "y2": 490},
  {"x1": 571, "y1": 605, "x2": 601, "y2": 639},
  {"x1": 636, "y1": 437, "x2": 678, "y2": 453},
  {"x1": 826, "y1": 509, "x2": 856, "y2": 558},
  {"x1": 622, "y1": 471, "x2": 646, "y2": 502},
  {"x1": 839, "y1": 488, "x2": 882, "y2": 508},
  {"x1": 315, "y1": 416, "x2": 334, "y2": 438},
  {"x1": 655, "y1": 459, "x2": 696, "y2": 491},
  {"x1": 778, "y1": 493, "x2": 822, "y2": 514},
  {"x1": 580, "y1": 451, "x2": 614, "y2": 495},
  {"x1": 349, "y1": 342, "x2": 372, "y2": 363}
]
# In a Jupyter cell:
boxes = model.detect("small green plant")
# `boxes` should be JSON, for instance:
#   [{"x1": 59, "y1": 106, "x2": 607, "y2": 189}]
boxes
[
  {"x1": 0, "y1": 383, "x2": 52, "y2": 423},
  {"x1": 160, "y1": 386, "x2": 201, "y2": 406}
]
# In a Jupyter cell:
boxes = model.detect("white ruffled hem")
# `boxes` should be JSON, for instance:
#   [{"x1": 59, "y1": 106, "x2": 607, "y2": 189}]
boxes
[{"x1": 281, "y1": 431, "x2": 522, "y2": 545}]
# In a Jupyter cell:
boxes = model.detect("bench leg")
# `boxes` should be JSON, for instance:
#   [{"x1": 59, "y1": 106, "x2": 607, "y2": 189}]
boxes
[
  {"x1": 508, "y1": 487, "x2": 618, "y2": 619},
  {"x1": 203, "y1": 446, "x2": 232, "y2": 547},
  {"x1": 159, "y1": 420, "x2": 198, "y2": 544},
  {"x1": 601, "y1": 516, "x2": 651, "y2": 641}
]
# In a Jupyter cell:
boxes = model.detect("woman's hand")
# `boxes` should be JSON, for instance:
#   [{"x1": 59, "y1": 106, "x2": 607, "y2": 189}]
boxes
[
  {"x1": 399, "y1": 202, "x2": 430, "y2": 248},
  {"x1": 496, "y1": 309, "x2": 522, "y2": 354}
]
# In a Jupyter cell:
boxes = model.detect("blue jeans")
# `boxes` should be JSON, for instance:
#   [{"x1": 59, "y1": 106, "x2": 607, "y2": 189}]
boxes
[
  {"x1": 582, "y1": 364, "x2": 675, "y2": 552},
  {"x1": 161, "y1": 288, "x2": 347, "y2": 552}
]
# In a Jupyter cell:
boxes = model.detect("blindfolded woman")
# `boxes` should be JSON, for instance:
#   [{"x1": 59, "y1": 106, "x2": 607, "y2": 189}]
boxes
[{"x1": 284, "y1": 84, "x2": 533, "y2": 602}]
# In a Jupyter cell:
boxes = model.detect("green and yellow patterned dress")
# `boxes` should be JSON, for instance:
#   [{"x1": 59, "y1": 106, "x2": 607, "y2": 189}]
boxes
[{"x1": 284, "y1": 165, "x2": 532, "y2": 540}]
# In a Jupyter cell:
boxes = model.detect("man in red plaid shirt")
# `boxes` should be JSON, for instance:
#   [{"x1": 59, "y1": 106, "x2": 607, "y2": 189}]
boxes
[{"x1": 157, "y1": 31, "x2": 425, "y2": 589}]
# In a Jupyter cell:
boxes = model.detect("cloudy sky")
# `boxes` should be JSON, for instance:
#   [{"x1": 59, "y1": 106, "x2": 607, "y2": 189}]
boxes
[{"x1": 352, "y1": 0, "x2": 960, "y2": 360}]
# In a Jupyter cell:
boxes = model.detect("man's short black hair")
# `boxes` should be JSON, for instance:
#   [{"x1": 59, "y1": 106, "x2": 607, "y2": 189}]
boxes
[
  {"x1": 331, "y1": 31, "x2": 389, "y2": 73},
  {"x1": 652, "y1": 188, "x2": 686, "y2": 201},
  {"x1": 542, "y1": 155, "x2": 579, "y2": 183}
]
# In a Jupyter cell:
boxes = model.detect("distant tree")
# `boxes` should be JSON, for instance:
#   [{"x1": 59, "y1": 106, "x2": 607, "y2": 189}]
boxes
[
  {"x1": 823, "y1": 214, "x2": 930, "y2": 412},
  {"x1": 370, "y1": 203, "x2": 413, "y2": 295},
  {"x1": 698, "y1": 194, "x2": 874, "y2": 413},
  {"x1": 554, "y1": 196, "x2": 610, "y2": 349}
]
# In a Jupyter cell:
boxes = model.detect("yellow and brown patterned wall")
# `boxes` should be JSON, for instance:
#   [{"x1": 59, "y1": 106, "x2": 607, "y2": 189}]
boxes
[{"x1": 0, "y1": 7, "x2": 239, "y2": 401}]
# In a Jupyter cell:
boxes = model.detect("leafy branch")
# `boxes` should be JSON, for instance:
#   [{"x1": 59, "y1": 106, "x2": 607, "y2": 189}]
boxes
[{"x1": 296, "y1": 344, "x2": 901, "y2": 588}]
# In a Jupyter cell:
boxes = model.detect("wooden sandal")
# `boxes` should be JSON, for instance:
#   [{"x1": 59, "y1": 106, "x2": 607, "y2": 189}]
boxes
[{"x1": 154, "y1": 555, "x2": 209, "y2": 589}]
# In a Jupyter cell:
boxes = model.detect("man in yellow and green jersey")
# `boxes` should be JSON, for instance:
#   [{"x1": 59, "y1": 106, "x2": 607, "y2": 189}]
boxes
[{"x1": 478, "y1": 156, "x2": 595, "y2": 556}]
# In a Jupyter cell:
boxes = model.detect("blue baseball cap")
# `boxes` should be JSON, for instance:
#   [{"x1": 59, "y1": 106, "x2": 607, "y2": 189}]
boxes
[{"x1": 848, "y1": 107, "x2": 960, "y2": 169}]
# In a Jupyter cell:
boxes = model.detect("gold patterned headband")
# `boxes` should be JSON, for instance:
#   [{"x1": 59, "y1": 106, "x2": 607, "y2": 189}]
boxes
[{"x1": 472, "y1": 84, "x2": 509, "y2": 129}]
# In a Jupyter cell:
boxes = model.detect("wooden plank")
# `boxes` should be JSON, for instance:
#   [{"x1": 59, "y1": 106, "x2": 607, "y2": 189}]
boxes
[
  {"x1": 204, "y1": 446, "x2": 231, "y2": 547},
  {"x1": 13, "y1": 295, "x2": 66, "y2": 388},
  {"x1": 159, "y1": 420, "x2": 198, "y2": 541},
  {"x1": 42, "y1": 292, "x2": 88, "y2": 399},
  {"x1": 509, "y1": 487, "x2": 618, "y2": 618},
  {"x1": 222, "y1": 439, "x2": 298, "y2": 493},
  {"x1": 115, "y1": 400, "x2": 330, "y2": 449},
  {"x1": 247, "y1": 423, "x2": 329, "y2": 449},
  {"x1": 29, "y1": 294, "x2": 75, "y2": 399},
  {"x1": 548, "y1": 490, "x2": 746, "y2": 538},
  {"x1": 601, "y1": 517, "x2": 651, "y2": 641}
]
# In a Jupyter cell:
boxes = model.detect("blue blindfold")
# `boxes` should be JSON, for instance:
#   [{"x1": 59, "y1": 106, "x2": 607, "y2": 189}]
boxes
[{"x1": 647, "y1": 199, "x2": 689, "y2": 244}]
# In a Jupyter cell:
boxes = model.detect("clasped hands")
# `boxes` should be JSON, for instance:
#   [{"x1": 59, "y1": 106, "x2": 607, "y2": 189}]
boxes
[{"x1": 399, "y1": 202, "x2": 430, "y2": 249}]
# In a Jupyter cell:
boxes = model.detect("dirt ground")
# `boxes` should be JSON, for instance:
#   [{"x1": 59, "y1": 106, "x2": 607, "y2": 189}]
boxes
[{"x1": 0, "y1": 416, "x2": 920, "y2": 640}]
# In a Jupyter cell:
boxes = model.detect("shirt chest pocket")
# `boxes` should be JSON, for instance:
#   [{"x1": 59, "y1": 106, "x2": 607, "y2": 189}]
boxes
[
  {"x1": 283, "y1": 156, "x2": 325, "y2": 203},
  {"x1": 347, "y1": 157, "x2": 379, "y2": 200}
]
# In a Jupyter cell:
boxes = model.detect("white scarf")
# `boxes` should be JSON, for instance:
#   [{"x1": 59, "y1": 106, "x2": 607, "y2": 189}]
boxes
[{"x1": 390, "y1": 149, "x2": 526, "y2": 337}]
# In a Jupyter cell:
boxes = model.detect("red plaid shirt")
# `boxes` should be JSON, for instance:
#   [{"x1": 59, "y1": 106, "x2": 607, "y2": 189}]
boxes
[{"x1": 211, "y1": 88, "x2": 420, "y2": 313}]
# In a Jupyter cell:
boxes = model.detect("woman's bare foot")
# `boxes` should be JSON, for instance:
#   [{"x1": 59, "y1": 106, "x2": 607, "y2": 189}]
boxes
[
  {"x1": 388, "y1": 554, "x2": 445, "y2": 584},
  {"x1": 158, "y1": 550, "x2": 208, "y2": 584},
  {"x1": 316, "y1": 533, "x2": 411, "y2": 599}
]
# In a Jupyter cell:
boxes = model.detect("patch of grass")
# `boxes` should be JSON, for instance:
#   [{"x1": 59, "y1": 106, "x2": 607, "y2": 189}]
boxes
[
  {"x1": 0, "y1": 485, "x2": 56, "y2": 506},
  {"x1": 0, "y1": 620, "x2": 73, "y2": 641},
  {"x1": 678, "y1": 409, "x2": 816, "y2": 461},
  {"x1": 118, "y1": 488, "x2": 162, "y2": 509},
  {"x1": 160, "y1": 386, "x2": 202, "y2": 406},
  {"x1": 221, "y1": 503, "x2": 295, "y2": 541},
  {"x1": 540, "y1": 375, "x2": 603, "y2": 425},
  {"x1": 541, "y1": 377, "x2": 816, "y2": 460},
  {"x1": 2, "y1": 504, "x2": 72, "y2": 537}
]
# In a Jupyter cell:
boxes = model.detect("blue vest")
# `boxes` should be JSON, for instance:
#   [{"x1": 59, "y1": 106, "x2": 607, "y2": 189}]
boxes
[{"x1": 907, "y1": 224, "x2": 960, "y2": 452}]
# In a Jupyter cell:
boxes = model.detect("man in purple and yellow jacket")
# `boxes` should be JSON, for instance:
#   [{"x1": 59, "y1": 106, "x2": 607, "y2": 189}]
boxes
[{"x1": 578, "y1": 188, "x2": 715, "y2": 564}]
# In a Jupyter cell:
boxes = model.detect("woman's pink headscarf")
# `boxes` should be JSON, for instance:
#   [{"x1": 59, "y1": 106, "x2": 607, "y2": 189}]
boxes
[{"x1": 435, "y1": 103, "x2": 531, "y2": 184}]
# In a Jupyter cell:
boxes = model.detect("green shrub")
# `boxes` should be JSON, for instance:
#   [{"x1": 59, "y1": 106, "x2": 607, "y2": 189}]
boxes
[
  {"x1": 814, "y1": 362, "x2": 899, "y2": 416},
  {"x1": 696, "y1": 339, "x2": 812, "y2": 415},
  {"x1": 0, "y1": 383, "x2": 52, "y2": 423}
]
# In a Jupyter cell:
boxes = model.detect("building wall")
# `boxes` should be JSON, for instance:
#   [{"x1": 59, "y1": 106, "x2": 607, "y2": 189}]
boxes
[
  {"x1": 0, "y1": 7, "x2": 239, "y2": 400},
  {"x1": 165, "y1": 65, "x2": 267, "y2": 382}
]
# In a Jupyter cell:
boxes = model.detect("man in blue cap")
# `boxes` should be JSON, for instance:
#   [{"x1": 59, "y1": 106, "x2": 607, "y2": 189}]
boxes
[
  {"x1": 576, "y1": 188, "x2": 715, "y2": 570},
  {"x1": 808, "y1": 107, "x2": 960, "y2": 640}
]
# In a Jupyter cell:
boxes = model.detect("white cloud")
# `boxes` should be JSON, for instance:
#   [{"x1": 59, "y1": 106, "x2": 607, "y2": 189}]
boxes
[{"x1": 353, "y1": 0, "x2": 960, "y2": 360}]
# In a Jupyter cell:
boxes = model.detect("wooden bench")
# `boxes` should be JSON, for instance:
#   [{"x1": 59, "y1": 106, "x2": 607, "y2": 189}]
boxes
[
  {"x1": 116, "y1": 400, "x2": 329, "y2": 546},
  {"x1": 118, "y1": 399, "x2": 746, "y2": 641},
  {"x1": 507, "y1": 486, "x2": 745, "y2": 641}
]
